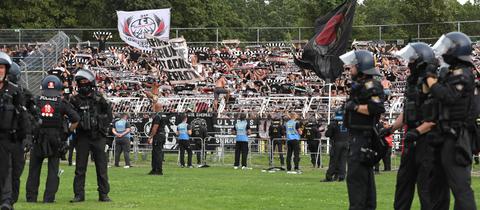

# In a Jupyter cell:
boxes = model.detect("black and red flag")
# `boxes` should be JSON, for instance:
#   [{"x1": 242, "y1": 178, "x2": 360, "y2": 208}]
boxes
[{"x1": 294, "y1": 0, "x2": 357, "y2": 82}]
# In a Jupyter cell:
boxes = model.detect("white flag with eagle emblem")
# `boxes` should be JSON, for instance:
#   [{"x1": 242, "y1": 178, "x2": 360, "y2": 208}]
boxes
[{"x1": 117, "y1": 8, "x2": 171, "y2": 50}]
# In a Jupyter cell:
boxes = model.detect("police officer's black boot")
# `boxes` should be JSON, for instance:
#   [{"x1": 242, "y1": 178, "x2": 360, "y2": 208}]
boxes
[
  {"x1": 69, "y1": 195, "x2": 85, "y2": 203},
  {"x1": 99, "y1": 194, "x2": 111, "y2": 202}
]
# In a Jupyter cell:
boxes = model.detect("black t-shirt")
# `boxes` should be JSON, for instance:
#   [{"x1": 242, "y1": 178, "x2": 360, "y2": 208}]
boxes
[
  {"x1": 303, "y1": 123, "x2": 318, "y2": 140},
  {"x1": 152, "y1": 113, "x2": 167, "y2": 136},
  {"x1": 269, "y1": 120, "x2": 283, "y2": 138},
  {"x1": 384, "y1": 69, "x2": 396, "y2": 82},
  {"x1": 196, "y1": 52, "x2": 208, "y2": 61},
  {"x1": 130, "y1": 52, "x2": 141, "y2": 62}
]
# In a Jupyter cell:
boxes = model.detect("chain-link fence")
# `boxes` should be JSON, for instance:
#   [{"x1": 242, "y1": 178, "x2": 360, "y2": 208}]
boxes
[
  {"x1": 18, "y1": 32, "x2": 69, "y2": 95},
  {"x1": 1, "y1": 20, "x2": 480, "y2": 48}
]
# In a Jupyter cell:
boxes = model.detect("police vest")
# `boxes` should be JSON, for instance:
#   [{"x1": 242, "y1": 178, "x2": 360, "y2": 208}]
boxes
[
  {"x1": 0, "y1": 83, "x2": 20, "y2": 131},
  {"x1": 115, "y1": 119, "x2": 131, "y2": 138},
  {"x1": 285, "y1": 120, "x2": 300, "y2": 140},
  {"x1": 438, "y1": 67, "x2": 474, "y2": 123},
  {"x1": 344, "y1": 79, "x2": 382, "y2": 130},
  {"x1": 72, "y1": 96, "x2": 98, "y2": 131},
  {"x1": 38, "y1": 95, "x2": 63, "y2": 129},
  {"x1": 235, "y1": 120, "x2": 248, "y2": 142},
  {"x1": 270, "y1": 120, "x2": 283, "y2": 138},
  {"x1": 177, "y1": 122, "x2": 189, "y2": 140},
  {"x1": 403, "y1": 81, "x2": 425, "y2": 128}
]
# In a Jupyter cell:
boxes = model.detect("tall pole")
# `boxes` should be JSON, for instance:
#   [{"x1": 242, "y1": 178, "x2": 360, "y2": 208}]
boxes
[{"x1": 327, "y1": 83, "x2": 332, "y2": 125}]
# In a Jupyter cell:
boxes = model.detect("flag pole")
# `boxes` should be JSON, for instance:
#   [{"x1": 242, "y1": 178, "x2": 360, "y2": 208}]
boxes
[{"x1": 327, "y1": 83, "x2": 333, "y2": 125}]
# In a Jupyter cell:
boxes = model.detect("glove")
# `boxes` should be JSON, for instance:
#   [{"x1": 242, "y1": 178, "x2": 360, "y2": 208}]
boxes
[
  {"x1": 345, "y1": 101, "x2": 358, "y2": 112},
  {"x1": 59, "y1": 141, "x2": 69, "y2": 155},
  {"x1": 23, "y1": 135, "x2": 33, "y2": 153},
  {"x1": 379, "y1": 127, "x2": 393, "y2": 138},
  {"x1": 405, "y1": 129, "x2": 420, "y2": 142}
]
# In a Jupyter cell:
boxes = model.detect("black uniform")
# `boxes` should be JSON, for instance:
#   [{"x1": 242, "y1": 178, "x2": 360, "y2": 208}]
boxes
[
  {"x1": 325, "y1": 119, "x2": 349, "y2": 181},
  {"x1": 344, "y1": 78, "x2": 385, "y2": 210},
  {"x1": 1, "y1": 87, "x2": 37, "y2": 206},
  {"x1": 303, "y1": 122, "x2": 321, "y2": 167},
  {"x1": 191, "y1": 122, "x2": 207, "y2": 165},
  {"x1": 70, "y1": 92, "x2": 112, "y2": 200},
  {"x1": 150, "y1": 113, "x2": 167, "y2": 174},
  {"x1": 268, "y1": 119, "x2": 284, "y2": 166},
  {"x1": 429, "y1": 64, "x2": 477, "y2": 209},
  {"x1": 0, "y1": 81, "x2": 28, "y2": 207},
  {"x1": 25, "y1": 95, "x2": 79, "y2": 203},
  {"x1": 393, "y1": 74, "x2": 449, "y2": 210}
]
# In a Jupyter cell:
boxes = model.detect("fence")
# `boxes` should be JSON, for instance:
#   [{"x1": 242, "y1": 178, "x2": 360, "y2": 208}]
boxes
[
  {"x1": 1, "y1": 20, "x2": 480, "y2": 47},
  {"x1": 17, "y1": 32, "x2": 69, "y2": 95}
]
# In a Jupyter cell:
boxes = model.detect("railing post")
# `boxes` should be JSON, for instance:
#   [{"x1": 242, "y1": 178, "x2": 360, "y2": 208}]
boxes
[
  {"x1": 457, "y1": 21, "x2": 461, "y2": 32},
  {"x1": 216, "y1": 28, "x2": 219, "y2": 48},
  {"x1": 298, "y1": 27, "x2": 301, "y2": 42},
  {"x1": 379, "y1": 26, "x2": 382, "y2": 40},
  {"x1": 256, "y1": 28, "x2": 260, "y2": 44},
  {"x1": 18, "y1": 29, "x2": 21, "y2": 47},
  {"x1": 417, "y1": 24, "x2": 420, "y2": 41}
]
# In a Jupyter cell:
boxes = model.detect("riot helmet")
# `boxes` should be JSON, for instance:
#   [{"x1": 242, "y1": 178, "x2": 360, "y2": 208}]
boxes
[
  {"x1": 433, "y1": 32, "x2": 472, "y2": 65},
  {"x1": 339, "y1": 50, "x2": 380, "y2": 80},
  {"x1": 395, "y1": 42, "x2": 437, "y2": 78},
  {"x1": 41, "y1": 75, "x2": 63, "y2": 97},
  {"x1": 0, "y1": 52, "x2": 12, "y2": 82},
  {"x1": 74, "y1": 69, "x2": 95, "y2": 95},
  {"x1": 7, "y1": 62, "x2": 21, "y2": 84}
]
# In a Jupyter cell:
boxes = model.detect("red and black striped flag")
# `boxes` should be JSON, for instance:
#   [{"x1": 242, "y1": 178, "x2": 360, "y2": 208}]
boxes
[{"x1": 294, "y1": 0, "x2": 357, "y2": 82}]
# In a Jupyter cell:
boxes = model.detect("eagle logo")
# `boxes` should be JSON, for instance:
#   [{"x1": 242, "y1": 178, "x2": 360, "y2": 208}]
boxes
[{"x1": 122, "y1": 14, "x2": 166, "y2": 39}]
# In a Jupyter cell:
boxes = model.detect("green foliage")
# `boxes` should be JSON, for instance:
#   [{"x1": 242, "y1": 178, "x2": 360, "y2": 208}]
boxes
[{"x1": 1, "y1": 0, "x2": 479, "y2": 42}]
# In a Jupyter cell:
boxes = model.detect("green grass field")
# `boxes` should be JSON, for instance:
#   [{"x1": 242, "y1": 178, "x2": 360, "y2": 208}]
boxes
[{"x1": 13, "y1": 154, "x2": 480, "y2": 210}]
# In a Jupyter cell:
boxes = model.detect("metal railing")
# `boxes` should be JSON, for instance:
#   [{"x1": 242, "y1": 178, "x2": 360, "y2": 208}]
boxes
[
  {"x1": 2, "y1": 20, "x2": 480, "y2": 47},
  {"x1": 17, "y1": 32, "x2": 69, "y2": 95}
]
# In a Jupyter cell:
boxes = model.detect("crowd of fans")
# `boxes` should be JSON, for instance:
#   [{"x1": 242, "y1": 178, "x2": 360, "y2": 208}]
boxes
[{"x1": 2, "y1": 41, "x2": 480, "y2": 113}]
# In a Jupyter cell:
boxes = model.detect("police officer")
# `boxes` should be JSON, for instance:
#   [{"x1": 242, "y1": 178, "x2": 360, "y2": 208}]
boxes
[
  {"x1": 1, "y1": 62, "x2": 37, "y2": 209},
  {"x1": 148, "y1": 103, "x2": 167, "y2": 175},
  {"x1": 25, "y1": 75, "x2": 79, "y2": 203},
  {"x1": 285, "y1": 113, "x2": 302, "y2": 174},
  {"x1": 303, "y1": 117, "x2": 320, "y2": 168},
  {"x1": 427, "y1": 32, "x2": 477, "y2": 209},
  {"x1": 323, "y1": 110, "x2": 349, "y2": 182},
  {"x1": 0, "y1": 53, "x2": 30, "y2": 210},
  {"x1": 339, "y1": 49, "x2": 386, "y2": 210},
  {"x1": 70, "y1": 69, "x2": 113, "y2": 202},
  {"x1": 268, "y1": 114, "x2": 284, "y2": 167},
  {"x1": 191, "y1": 120, "x2": 208, "y2": 165},
  {"x1": 176, "y1": 114, "x2": 193, "y2": 168},
  {"x1": 385, "y1": 42, "x2": 449, "y2": 210},
  {"x1": 233, "y1": 113, "x2": 251, "y2": 169}
]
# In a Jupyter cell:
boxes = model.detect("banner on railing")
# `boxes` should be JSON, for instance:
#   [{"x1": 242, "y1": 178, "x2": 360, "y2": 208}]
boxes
[{"x1": 147, "y1": 37, "x2": 203, "y2": 84}]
